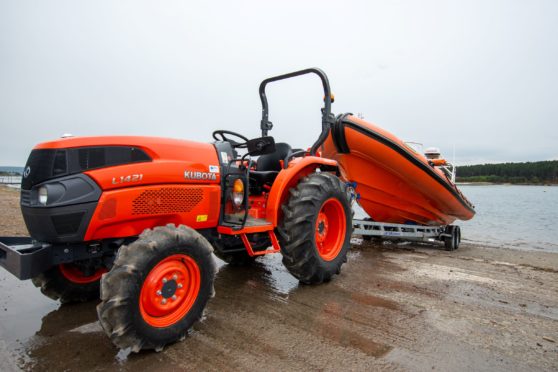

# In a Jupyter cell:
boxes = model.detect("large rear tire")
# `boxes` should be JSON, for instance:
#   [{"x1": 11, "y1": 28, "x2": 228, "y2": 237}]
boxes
[
  {"x1": 277, "y1": 172, "x2": 352, "y2": 284},
  {"x1": 31, "y1": 259, "x2": 107, "y2": 304},
  {"x1": 97, "y1": 224, "x2": 216, "y2": 352}
]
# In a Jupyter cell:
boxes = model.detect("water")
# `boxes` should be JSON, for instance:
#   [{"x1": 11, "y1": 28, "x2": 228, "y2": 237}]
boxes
[
  {"x1": 455, "y1": 185, "x2": 558, "y2": 253},
  {"x1": 2, "y1": 178, "x2": 556, "y2": 252},
  {"x1": 353, "y1": 184, "x2": 558, "y2": 253}
]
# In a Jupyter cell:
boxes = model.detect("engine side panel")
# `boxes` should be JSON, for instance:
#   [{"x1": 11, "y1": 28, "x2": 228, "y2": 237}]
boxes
[
  {"x1": 84, "y1": 184, "x2": 221, "y2": 241},
  {"x1": 85, "y1": 160, "x2": 220, "y2": 191}
]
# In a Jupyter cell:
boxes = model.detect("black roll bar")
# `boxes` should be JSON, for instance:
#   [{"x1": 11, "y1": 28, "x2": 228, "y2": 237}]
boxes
[{"x1": 259, "y1": 68, "x2": 335, "y2": 156}]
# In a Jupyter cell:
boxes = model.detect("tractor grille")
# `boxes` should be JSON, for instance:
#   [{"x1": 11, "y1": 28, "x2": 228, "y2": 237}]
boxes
[
  {"x1": 21, "y1": 149, "x2": 65, "y2": 190},
  {"x1": 51, "y1": 212, "x2": 85, "y2": 235},
  {"x1": 22, "y1": 146, "x2": 151, "y2": 190},
  {"x1": 20, "y1": 189, "x2": 31, "y2": 205},
  {"x1": 132, "y1": 188, "x2": 204, "y2": 215}
]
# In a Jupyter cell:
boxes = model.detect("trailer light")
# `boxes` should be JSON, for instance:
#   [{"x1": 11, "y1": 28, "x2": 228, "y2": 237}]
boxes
[
  {"x1": 232, "y1": 179, "x2": 244, "y2": 207},
  {"x1": 38, "y1": 186, "x2": 48, "y2": 205}
]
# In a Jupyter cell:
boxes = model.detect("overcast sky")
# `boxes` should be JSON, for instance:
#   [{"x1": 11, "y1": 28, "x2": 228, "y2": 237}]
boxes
[{"x1": 1, "y1": 0, "x2": 556, "y2": 166}]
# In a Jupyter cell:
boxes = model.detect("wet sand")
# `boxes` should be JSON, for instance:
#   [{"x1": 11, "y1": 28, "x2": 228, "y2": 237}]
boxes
[{"x1": 0, "y1": 186, "x2": 557, "y2": 371}]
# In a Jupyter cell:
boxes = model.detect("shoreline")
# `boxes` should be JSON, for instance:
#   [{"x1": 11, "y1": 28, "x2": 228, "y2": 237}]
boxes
[
  {"x1": 457, "y1": 182, "x2": 558, "y2": 186},
  {"x1": 2, "y1": 184, "x2": 556, "y2": 254}
]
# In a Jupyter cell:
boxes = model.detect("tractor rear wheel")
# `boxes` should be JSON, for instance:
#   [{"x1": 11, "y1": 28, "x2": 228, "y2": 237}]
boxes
[
  {"x1": 277, "y1": 172, "x2": 352, "y2": 284},
  {"x1": 31, "y1": 259, "x2": 107, "y2": 304},
  {"x1": 97, "y1": 224, "x2": 216, "y2": 352}
]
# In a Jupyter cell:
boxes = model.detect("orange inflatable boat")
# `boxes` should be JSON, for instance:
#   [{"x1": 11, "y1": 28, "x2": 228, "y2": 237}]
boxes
[{"x1": 323, "y1": 114, "x2": 475, "y2": 226}]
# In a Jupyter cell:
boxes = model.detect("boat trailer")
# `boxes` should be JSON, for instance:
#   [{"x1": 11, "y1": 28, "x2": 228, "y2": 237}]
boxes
[{"x1": 352, "y1": 218, "x2": 461, "y2": 251}]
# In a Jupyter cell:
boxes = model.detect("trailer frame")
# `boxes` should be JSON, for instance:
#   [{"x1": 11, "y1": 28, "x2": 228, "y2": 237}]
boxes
[{"x1": 352, "y1": 218, "x2": 460, "y2": 250}]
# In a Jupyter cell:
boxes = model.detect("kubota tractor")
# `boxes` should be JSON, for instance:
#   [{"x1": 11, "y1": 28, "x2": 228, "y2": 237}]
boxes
[{"x1": 0, "y1": 68, "x2": 353, "y2": 352}]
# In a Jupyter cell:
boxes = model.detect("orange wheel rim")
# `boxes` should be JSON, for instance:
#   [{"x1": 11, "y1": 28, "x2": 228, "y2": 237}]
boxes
[
  {"x1": 59, "y1": 264, "x2": 107, "y2": 284},
  {"x1": 140, "y1": 254, "x2": 201, "y2": 328},
  {"x1": 315, "y1": 198, "x2": 346, "y2": 261}
]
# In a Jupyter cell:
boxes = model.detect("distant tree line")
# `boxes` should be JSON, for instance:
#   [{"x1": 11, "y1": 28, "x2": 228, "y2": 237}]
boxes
[{"x1": 456, "y1": 160, "x2": 558, "y2": 184}]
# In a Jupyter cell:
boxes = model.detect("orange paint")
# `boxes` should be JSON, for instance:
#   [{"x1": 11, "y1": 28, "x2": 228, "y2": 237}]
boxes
[
  {"x1": 139, "y1": 254, "x2": 201, "y2": 328},
  {"x1": 265, "y1": 156, "x2": 338, "y2": 226},
  {"x1": 85, "y1": 184, "x2": 221, "y2": 241},
  {"x1": 323, "y1": 115, "x2": 474, "y2": 225},
  {"x1": 59, "y1": 264, "x2": 107, "y2": 284}
]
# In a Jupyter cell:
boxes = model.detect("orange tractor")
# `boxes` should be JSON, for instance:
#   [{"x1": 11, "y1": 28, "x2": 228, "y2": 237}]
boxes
[{"x1": 0, "y1": 68, "x2": 353, "y2": 352}]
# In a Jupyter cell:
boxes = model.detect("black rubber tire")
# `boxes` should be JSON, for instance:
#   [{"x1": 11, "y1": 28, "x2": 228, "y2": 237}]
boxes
[
  {"x1": 444, "y1": 225, "x2": 460, "y2": 251},
  {"x1": 96, "y1": 224, "x2": 216, "y2": 352},
  {"x1": 31, "y1": 261, "x2": 105, "y2": 304},
  {"x1": 277, "y1": 172, "x2": 352, "y2": 284}
]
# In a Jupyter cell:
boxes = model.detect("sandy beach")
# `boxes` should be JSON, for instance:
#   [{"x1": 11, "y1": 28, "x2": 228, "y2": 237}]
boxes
[{"x1": 0, "y1": 185, "x2": 556, "y2": 371}]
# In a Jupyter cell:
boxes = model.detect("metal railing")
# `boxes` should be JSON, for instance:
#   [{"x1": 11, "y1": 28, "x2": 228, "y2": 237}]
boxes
[{"x1": 0, "y1": 176, "x2": 22, "y2": 185}]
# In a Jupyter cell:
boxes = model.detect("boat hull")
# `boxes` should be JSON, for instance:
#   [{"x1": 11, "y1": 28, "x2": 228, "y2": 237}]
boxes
[{"x1": 323, "y1": 115, "x2": 475, "y2": 226}]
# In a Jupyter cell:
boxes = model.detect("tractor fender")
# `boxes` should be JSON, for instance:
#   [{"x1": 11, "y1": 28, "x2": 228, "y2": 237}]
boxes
[{"x1": 266, "y1": 156, "x2": 339, "y2": 226}]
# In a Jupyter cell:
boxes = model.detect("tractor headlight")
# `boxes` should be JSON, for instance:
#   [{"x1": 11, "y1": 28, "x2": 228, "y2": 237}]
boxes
[
  {"x1": 38, "y1": 186, "x2": 48, "y2": 205},
  {"x1": 232, "y1": 178, "x2": 244, "y2": 207}
]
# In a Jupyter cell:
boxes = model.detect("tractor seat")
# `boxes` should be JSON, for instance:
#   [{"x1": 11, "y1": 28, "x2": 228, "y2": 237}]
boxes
[
  {"x1": 256, "y1": 143, "x2": 292, "y2": 172},
  {"x1": 249, "y1": 143, "x2": 292, "y2": 193},
  {"x1": 249, "y1": 170, "x2": 279, "y2": 187}
]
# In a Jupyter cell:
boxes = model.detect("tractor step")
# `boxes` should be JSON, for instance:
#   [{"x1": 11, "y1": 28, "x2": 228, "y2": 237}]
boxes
[
  {"x1": 218, "y1": 216, "x2": 273, "y2": 235},
  {"x1": 240, "y1": 231, "x2": 281, "y2": 257}
]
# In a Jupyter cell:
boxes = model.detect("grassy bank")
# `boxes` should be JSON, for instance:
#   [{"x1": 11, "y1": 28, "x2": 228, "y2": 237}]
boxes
[{"x1": 457, "y1": 160, "x2": 557, "y2": 185}]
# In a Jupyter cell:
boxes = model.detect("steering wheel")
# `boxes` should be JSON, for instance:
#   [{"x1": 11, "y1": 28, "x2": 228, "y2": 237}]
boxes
[{"x1": 212, "y1": 130, "x2": 249, "y2": 148}]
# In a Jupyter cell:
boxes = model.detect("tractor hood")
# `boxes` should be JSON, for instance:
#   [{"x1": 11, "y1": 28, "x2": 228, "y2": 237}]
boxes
[{"x1": 24, "y1": 136, "x2": 222, "y2": 191}]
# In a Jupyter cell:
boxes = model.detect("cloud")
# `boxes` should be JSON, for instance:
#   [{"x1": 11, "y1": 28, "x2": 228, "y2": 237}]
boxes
[{"x1": 1, "y1": 0, "x2": 557, "y2": 166}]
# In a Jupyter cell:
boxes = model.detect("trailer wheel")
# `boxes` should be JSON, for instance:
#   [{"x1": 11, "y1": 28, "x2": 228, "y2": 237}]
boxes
[
  {"x1": 31, "y1": 260, "x2": 107, "y2": 304},
  {"x1": 444, "y1": 225, "x2": 460, "y2": 251},
  {"x1": 277, "y1": 172, "x2": 352, "y2": 284},
  {"x1": 97, "y1": 224, "x2": 216, "y2": 352}
]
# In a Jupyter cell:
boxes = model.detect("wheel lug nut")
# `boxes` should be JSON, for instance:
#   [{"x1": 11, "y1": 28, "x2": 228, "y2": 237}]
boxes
[
  {"x1": 173, "y1": 274, "x2": 178, "y2": 280},
  {"x1": 161, "y1": 299, "x2": 167, "y2": 304},
  {"x1": 162, "y1": 278, "x2": 167, "y2": 283},
  {"x1": 177, "y1": 283, "x2": 183, "y2": 288},
  {"x1": 172, "y1": 295, "x2": 177, "y2": 300},
  {"x1": 156, "y1": 290, "x2": 162, "y2": 296}
]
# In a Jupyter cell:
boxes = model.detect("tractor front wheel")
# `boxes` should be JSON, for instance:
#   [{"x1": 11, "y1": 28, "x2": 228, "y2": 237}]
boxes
[
  {"x1": 278, "y1": 172, "x2": 352, "y2": 284},
  {"x1": 31, "y1": 259, "x2": 107, "y2": 303},
  {"x1": 97, "y1": 224, "x2": 216, "y2": 352}
]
